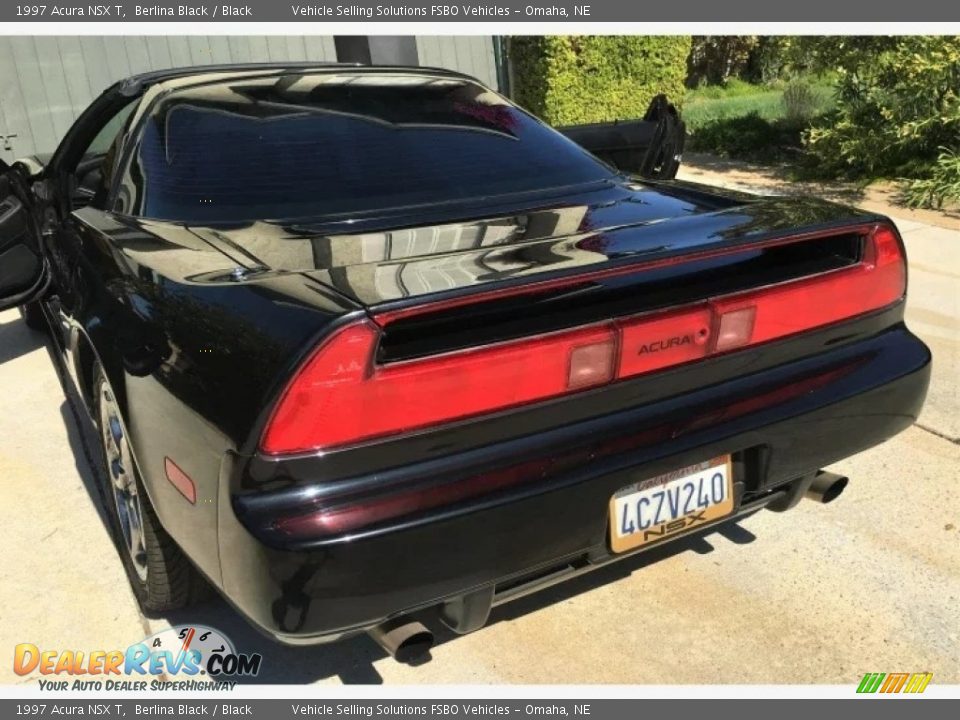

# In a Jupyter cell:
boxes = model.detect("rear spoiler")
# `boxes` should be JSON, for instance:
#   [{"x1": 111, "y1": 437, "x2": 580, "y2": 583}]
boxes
[{"x1": 557, "y1": 94, "x2": 686, "y2": 180}]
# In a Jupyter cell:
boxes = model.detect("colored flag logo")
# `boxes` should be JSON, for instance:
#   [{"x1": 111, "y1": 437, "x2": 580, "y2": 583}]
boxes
[{"x1": 857, "y1": 672, "x2": 933, "y2": 694}]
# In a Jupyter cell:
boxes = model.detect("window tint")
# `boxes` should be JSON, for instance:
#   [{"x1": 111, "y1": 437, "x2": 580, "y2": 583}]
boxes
[
  {"x1": 82, "y1": 98, "x2": 139, "y2": 160},
  {"x1": 124, "y1": 73, "x2": 614, "y2": 222},
  {"x1": 71, "y1": 97, "x2": 139, "y2": 210}
]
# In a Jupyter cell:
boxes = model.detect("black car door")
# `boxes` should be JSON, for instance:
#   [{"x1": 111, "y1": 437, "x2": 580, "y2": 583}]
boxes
[
  {"x1": 0, "y1": 159, "x2": 47, "y2": 311},
  {"x1": 557, "y1": 94, "x2": 686, "y2": 179},
  {"x1": 44, "y1": 95, "x2": 140, "y2": 322},
  {"x1": 0, "y1": 84, "x2": 140, "y2": 316}
]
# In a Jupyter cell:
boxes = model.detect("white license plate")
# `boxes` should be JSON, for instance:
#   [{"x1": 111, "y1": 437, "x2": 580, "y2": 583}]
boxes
[{"x1": 609, "y1": 455, "x2": 734, "y2": 553}]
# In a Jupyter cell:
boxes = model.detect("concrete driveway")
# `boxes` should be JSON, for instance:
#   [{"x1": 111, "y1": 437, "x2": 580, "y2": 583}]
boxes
[{"x1": 1, "y1": 163, "x2": 957, "y2": 685}]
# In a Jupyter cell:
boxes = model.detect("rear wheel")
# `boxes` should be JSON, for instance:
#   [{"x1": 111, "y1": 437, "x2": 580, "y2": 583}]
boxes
[{"x1": 94, "y1": 368, "x2": 203, "y2": 612}]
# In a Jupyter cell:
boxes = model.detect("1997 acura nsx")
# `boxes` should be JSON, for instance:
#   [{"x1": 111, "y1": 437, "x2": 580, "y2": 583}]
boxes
[{"x1": 0, "y1": 64, "x2": 930, "y2": 660}]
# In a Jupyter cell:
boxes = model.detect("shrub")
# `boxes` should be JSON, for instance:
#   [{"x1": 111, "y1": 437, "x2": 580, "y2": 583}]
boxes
[
  {"x1": 803, "y1": 37, "x2": 960, "y2": 183},
  {"x1": 508, "y1": 36, "x2": 692, "y2": 126},
  {"x1": 688, "y1": 113, "x2": 806, "y2": 162},
  {"x1": 781, "y1": 80, "x2": 819, "y2": 122},
  {"x1": 903, "y1": 148, "x2": 960, "y2": 208}
]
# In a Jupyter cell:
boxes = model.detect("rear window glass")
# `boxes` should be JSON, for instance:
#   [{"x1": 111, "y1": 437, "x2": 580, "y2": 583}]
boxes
[{"x1": 120, "y1": 72, "x2": 614, "y2": 223}]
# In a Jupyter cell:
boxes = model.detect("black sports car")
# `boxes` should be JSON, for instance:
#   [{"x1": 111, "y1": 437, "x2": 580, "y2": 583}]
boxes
[{"x1": 0, "y1": 64, "x2": 930, "y2": 661}]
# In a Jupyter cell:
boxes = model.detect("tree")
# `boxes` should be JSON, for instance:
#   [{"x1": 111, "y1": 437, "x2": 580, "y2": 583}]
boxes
[
  {"x1": 803, "y1": 37, "x2": 960, "y2": 179},
  {"x1": 686, "y1": 36, "x2": 759, "y2": 86}
]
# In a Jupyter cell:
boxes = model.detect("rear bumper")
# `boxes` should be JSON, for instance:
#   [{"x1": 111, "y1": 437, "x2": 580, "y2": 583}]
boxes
[{"x1": 216, "y1": 324, "x2": 930, "y2": 644}]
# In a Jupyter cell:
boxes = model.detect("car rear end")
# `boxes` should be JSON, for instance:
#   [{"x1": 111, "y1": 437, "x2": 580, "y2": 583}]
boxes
[
  {"x1": 215, "y1": 207, "x2": 930, "y2": 647},
  {"x1": 134, "y1": 67, "x2": 927, "y2": 650}
]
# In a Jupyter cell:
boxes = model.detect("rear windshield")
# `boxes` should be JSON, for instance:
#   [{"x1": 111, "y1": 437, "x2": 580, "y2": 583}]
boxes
[{"x1": 121, "y1": 72, "x2": 614, "y2": 223}]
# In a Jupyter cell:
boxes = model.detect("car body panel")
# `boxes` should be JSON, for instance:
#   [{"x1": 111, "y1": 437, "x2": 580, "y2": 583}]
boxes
[{"x1": 203, "y1": 190, "x2": 874, "y2": 309}]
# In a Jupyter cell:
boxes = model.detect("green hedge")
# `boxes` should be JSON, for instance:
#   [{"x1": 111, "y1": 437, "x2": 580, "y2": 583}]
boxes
[{"x1": 508, "y1": 36, "x2": 692, "y2": 125}]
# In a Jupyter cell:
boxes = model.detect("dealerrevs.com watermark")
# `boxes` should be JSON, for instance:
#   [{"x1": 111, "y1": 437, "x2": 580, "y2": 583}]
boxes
[{"x1": 14, "y1": 625, "x2": 262, "y2": 691}]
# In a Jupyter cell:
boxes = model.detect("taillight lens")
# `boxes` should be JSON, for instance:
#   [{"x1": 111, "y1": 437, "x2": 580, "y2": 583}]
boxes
[
  {"x1": 710, "y1": 224, "x2": 905, "y2": 348},
  {"x1": 261, "y1": 322, "x2": 617, "y2": 454},
  {"x1": 262, "y1": 224, "x2": 906, "y2": 455}
]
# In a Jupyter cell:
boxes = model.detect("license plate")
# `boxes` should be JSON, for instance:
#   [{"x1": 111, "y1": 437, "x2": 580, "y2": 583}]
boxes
[{"x1": 609, "y1": 455, "x2": 734, "y2": 553}]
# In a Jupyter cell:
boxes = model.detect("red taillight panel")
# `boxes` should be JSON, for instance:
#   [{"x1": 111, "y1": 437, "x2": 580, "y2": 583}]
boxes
[
  {"x1": 262, "y1": 225, "x2": 906, "y2": 455},
  {"x1": 260, "y1": 322, "x2": 379, "y2": 455},
  {"x1": 262, "y1": 322, "x2": 617, "y2": 454},
  {"x1": 710, "y1": 225, "x2": 905, "y2": 349},
  {"x1": 617, "y1": 306, "x2": 713, "y2": 377}
]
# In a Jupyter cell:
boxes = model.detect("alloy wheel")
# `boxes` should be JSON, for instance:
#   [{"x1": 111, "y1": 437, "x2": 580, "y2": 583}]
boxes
[{"x1": 98, "y1": 383, "x2": 148, "y2": 581}]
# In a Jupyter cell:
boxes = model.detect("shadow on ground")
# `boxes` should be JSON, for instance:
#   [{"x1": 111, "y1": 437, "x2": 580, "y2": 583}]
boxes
[
  {"x1": 148, "y1": 519, "x2": 758, "y2": 685},
  {"x1": 681, "y1": 153, "x2": 960, "y2": 228},
  {"x1": 0, "y1": 311, "x2": 45, "y2": 364},
  {"x1": 681, "y1": 153, "x2": 868, "y2": 203}
]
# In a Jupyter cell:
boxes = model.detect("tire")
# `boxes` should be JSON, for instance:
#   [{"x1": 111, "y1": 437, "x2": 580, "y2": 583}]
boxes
[
  {"x1": 20, "y1": 301, "x2": 46, "y2": 332},
  {"x1": 93, "y1": 368, "x2": 205, "y2": 613}
]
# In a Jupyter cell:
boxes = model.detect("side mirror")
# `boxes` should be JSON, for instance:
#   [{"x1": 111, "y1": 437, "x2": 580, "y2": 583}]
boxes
[
  {"x1": 71, "y1": 166, "x2": 104, "y2": 210},
  {"x1": 14, "y1": 155, "x2": 48, "y2": 179}
]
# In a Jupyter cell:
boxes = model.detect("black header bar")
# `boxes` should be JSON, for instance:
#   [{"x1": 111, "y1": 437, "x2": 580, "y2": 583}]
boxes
[{"x1": 2, "y1": 1, "x2": 959, "y2": 23}]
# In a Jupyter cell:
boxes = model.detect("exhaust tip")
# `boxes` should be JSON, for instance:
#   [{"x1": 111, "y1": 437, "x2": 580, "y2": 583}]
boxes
[
  {"x1": 804, "y1": 471, "x2": 849, "y2": 504},
  {"x1": 368, "y1": 617, "x2": 434, "y2": 664},
  {"x1": 393, "y1": 627, "x2": 434, "y2": 665},
  {"x1": 820, "y1": 476, "x2": 848, "y2": 504}
]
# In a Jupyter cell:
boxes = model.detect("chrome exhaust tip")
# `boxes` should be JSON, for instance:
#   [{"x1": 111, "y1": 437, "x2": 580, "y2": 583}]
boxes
[
  {"x1": 368, "y1": 617, "x2": 434, "y2": 663},
  {"x1": 804, "y1": 471, "x2": 849, "y2": 504}
]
